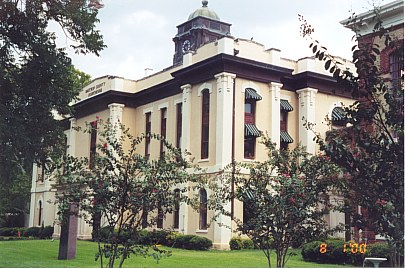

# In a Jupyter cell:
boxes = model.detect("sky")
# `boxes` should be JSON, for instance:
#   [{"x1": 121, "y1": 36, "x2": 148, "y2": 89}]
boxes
[{"x1": 55, "y1": 0, "x2": 388, "y2": 81}]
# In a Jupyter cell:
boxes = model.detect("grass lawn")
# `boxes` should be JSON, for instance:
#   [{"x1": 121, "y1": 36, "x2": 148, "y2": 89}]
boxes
[{"x1": 0, "y1": 239, "x2": 351, "y2": 268}]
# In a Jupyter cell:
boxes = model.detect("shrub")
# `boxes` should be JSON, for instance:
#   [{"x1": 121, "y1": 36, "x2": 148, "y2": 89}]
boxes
[
  {"x1": 363, "y1": 242, "x2": 393, "y2": 267},
  {"x1": 302, "y1": 239, "x2": 367, "y2": 265},
  {"x1": 302, "y1": 240, "x2": 323, "y2": 262},
  {"x1": 171, "y1": 234, "x2": 212, "y2": 250},
  {"x1": 229, "y1": 237, "x2": 255, "y2": 250},
  {"x1": 0, "y1": 227, "x2": 16, "y2": 236},
  {"x1": 189, "y1": 236, "x2": 212, "y2": 250},
  {"x1": 242, "y1": 238, "x2": 254, "y2": 249},
  {"x1": 40, "y1": 226, "x2": 54, "y2": 239},
  {"x1": 147, "y1": 230, "x2": 171, "y2": 245},
  {"x1": 229, "y1": 237, "x2": 243, "y2": 250},
  {"x1": 166, "y1": 231, "x2": 180, "y2": 247},
  {"x1": 24, "y1": 227, "x2": 41, "y2": 237},
  {"x1": 173, "y1": 234, "x2": 195, "y2": 249}
]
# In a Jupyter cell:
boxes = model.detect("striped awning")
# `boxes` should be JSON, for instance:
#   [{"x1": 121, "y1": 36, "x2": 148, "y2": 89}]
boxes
[
  {"x1": 280, "y1": 99, "x2": 293, "y2": 112},
  {"x1": 332, "y1": 107, "x2": 346, "y2": 121},
  {"x1": 280, "y1": 131, "x2": 293, "y2": 143},
  {"x1": 245, "y1": 88, "x2": 262, "y2": 101},
  {"x1": 245, "y1": 124, "x2": 261, "y2": 137}
]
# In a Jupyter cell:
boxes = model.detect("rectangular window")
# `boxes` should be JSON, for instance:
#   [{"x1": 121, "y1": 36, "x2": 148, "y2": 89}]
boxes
[
  {"x1": 280, "y1": 111, "x2": 288, "y2": 150},
  {"x1": 201, "y1": 90, "x2": 210, "y2": 159},
  {"x1": 244, "y1": 101, "x2": 255, "y2": 124},
  {"x1": 244, "y1": 137, "x2": 256, "y2": 159},
  {"x1": 173, "y1": 190, "x2": 180, "y2": 229},
  {"x1": 176, "y1": 103, "x2": 182, "y2": 149},
  {"x1": 90, "y1": 121, "x2": 97, "y2": 169},
  {"x1": 390, "y1": 51, "x2": 404, "y2": 95},
  {"x1": 244, "y1": 99, "x2": 256, "y2": 159},
  {"x1": 160, "y1": 108, "x2": 167, "y2": 159},
  {"x1": 157, "y1": 204, "x2": 164, "y2": 229},
  {"x1": 145, "y1": 112, "x2": 151, "y2": 159}
]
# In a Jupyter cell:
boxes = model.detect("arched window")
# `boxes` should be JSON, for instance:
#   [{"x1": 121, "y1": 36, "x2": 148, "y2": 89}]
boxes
[
  {"x1": 201, "y1": 89, "x2": 210, "y2": 159},
  {"x1": 173, "y1": 189, "x2": 180, "y2": 229},
  {"x1": 38, "y1": 200, "x2": 43, "y2": 226},
  {"x1": 199, "y1": 189, "x2": 207, "y2": 230}
]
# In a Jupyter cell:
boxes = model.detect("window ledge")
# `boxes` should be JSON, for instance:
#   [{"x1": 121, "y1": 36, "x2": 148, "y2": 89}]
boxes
[
  {"x1": 198, "y1": 159, "x2": 209, "y2": 163},
  {"x1": 243, "y1": 158, "x2": 255, "y2": 162},
  {"x1": 196, "y1": 229, "x2": 208, "y2": 234}
]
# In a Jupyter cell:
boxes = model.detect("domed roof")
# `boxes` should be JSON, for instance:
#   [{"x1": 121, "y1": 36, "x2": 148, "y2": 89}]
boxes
[{"x1": 188, "y1": 0, "x2": 220, "y2": 21}]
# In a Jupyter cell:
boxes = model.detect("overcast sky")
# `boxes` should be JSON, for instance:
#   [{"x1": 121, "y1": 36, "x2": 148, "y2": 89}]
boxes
[{"x1": 56, "y1": 0, "x2": 387, "y2": 80}]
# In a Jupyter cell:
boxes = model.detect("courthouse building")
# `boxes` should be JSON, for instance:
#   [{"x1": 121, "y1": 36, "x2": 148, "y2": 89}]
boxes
[{"x1": 29, "y1": 1, "x2": 355, "y2": 249}]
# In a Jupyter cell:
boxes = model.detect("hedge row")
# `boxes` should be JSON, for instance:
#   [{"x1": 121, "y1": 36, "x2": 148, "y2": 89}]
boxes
[
  {"x1": 229, "y1": 237, "x2": 256, "y2": 250},
  {"x1": 96, "y1": 228, "x2": 212, "y2": 251},
  {"x1": 302, "y1": 239, "x2": 394, "y2": 266},
  {"x1": 0, "y1": 226, "x2": 54, "y2": 239}
]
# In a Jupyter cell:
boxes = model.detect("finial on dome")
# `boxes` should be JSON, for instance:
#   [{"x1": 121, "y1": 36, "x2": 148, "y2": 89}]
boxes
[{"x1": 202, "y1": 0, "x2": 208, "y2": 7}]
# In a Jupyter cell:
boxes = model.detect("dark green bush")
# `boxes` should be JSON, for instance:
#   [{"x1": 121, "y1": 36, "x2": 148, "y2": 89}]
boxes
[
  {"x1": 302, "y1": 239, "x2": 368, "y2": 265},
  {"x1": 229, "y1": 237, "x2": 243, "y2": 250},
  {"x1": 302, "y1": 240, "x2": 323, "y2": 262},
  {"x1": 189, "y1": 236, "x2": 212, "y2": 250},
  {"x1": 0, "y1": 227, "x2": 17, "y2": 236},
  {"x1": 173, "y1": 234, "x2": 195, "y2": 249},
  {"x1": 24, "y1": 227, "x2": 41, "y2": 237},
  {"x1": 166, "y1": 232, "x2": 180, "y2": 247},
  {"x1": 40, "y1": 226, "x2": 54, "y2": 239},
  {"x1": 171, "y1": 234, "x2": 212, "y2": 250},
  {"x1": 363, "y1": 242, "x2": 393, "y2": 267},
  {"x1": 147, "y1": 230, "x2": 171, "y2": 245},
  {"x1": 229, "y1": 237, "x2": 255, "y2": 250},
  {"x1": 242, "y1": 238, "x2": 255, "y2": 249}
]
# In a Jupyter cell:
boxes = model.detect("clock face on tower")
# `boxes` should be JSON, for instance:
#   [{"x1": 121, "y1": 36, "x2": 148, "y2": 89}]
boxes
[{"x1": 182, "y1": 39, "x2": 191, "y2": 53}]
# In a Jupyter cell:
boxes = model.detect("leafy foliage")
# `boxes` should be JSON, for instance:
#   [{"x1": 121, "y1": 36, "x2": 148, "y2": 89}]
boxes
[
  {"x1": 49, "y1": 119, "x2": 197, "y2": 267},
  {"x1": 299, "y1": 8, "x2": 404, "y2": 267},
  {"x1": 0, "y1": 0, "x2": 104, "y2": 225},
  {"x1": 214, "y1": 138, "x2": 343, "y2": 267}
]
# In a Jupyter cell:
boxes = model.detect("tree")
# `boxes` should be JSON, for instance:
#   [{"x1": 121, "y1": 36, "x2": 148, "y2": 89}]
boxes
[
  {"x1": 299, "y1": 8, "x2": 404, "y2": 267},
  {"x1": 0, "y1": 0, "x2": 104, "y2": 226},
  {"x1": 50, "y1": 119, "x2": 197, "y2": 267},
  {"x1": 213, "y1": 137, "x2": 343, "y2": 268}
]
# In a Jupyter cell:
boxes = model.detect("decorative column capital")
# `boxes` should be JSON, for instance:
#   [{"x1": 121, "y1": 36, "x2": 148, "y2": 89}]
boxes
[
  {"x1": 108, "y1": 103, "x2": 125, "y2": 111},
  {"x1": 69, "y1": 117, "x2": 77, "y2": 125},
  {"x1": 296, "y1": 88, "x2": 318, "y2": 107},
  {"x1": 215, "y1": 72, "x2": 236, "y2": 94},
  {"x1": 181, "y1": 84, "x2": 192, "y2": 93},
  {"x1": 269, "y1": 82, "x2": 282, "y2": 101}
]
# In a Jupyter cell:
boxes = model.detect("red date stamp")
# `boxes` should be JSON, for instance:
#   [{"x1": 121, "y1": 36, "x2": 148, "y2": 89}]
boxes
[{"x1": 319, "y1": 243, "x2": 367, "y2": 254}]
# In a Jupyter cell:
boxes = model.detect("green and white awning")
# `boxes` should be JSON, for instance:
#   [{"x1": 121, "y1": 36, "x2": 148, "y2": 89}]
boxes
[
  {"x1": 332, "y1": 107, "x2": 346, "y2": 121},
  {"x1": 245, "y1": 124, "x2": 261, "y2": 137},
  {"x1": 280, "y1": 131, "x2": 293, "y2": 143},
  {"x1": 280, "y1": 99, "x2": 293, "y2": 112},
  {"x1": 245, "y1": 88, "x2": 262, "y2": 101}
]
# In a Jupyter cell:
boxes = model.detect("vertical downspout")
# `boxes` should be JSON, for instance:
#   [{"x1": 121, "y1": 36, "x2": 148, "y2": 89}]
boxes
[{"x1": 231, "y1": 76, "x2": 236, "y2": 219}]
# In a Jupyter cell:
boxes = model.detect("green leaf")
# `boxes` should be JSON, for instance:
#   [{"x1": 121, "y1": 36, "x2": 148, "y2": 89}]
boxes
[{"x1": 325, "y1": 60, "x2": 332, "y2": 70}]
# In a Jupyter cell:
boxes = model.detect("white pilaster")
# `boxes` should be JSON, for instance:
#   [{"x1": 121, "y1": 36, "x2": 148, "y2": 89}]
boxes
[
  {"x1": 213, "y1": 72, "x2": 235, "y2": 249},
  {"x1": 179, "y1": 84, "x2": 192, "y2": 234},
  {"x1": 108, "y1": 103, "x2": 125, "y2": 145},
  {"x1": 269, "y1": 82, "x2": 282, "y2": 148},
  {"x1": 180, "y1": 84, "x2": 192, "y2": 154},
  {"x1": 69, "y1": 118, "x2": 77, "y2": 157},
  {"x1": 214, "y1": 72, "x2": 236, "y2": 169},
  {"x1": 296, "y1": 88, "x2": 318, "y2": 154},
  {"x1": 28, "y1": 163, "x2": 38, "y2": 227}
]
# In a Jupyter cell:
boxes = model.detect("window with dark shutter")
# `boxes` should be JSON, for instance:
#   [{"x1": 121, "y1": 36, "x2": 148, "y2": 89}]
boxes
[
  {"x1": 160, "y1": 108, "x2": 167, "y2": 159},
  {"x1": 201, "y1": 90, "x2": 210, "y2": 159},
  {"x1": 145, "y1": 112, "x2": 151, "y2": 159}
]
